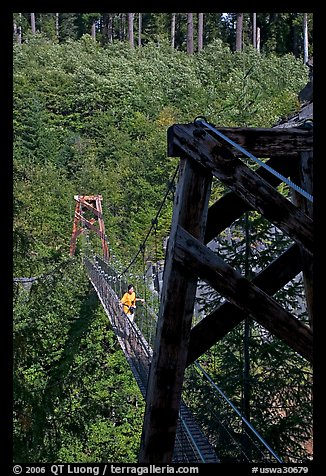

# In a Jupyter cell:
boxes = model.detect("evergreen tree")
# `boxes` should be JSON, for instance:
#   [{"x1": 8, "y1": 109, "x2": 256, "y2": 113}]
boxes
[{"x1": 13, "y1": 32, "x2": 312, "y2": 462}]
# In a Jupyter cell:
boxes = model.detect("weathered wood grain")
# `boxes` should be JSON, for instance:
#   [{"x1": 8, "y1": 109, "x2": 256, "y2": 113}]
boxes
[
  {"x1": 174, "y1": 226, "x2": 312, "y2": 363},
  {"x1": 171, "y1": 124, "x2": 313, "y2": 255},
  {"x1": 205, "y1": 156, "x2": 297, "y2": 243},
  {"x1": 168, "y1": 123, "x2": 312, "y2": 158},
  {"x1": 187, "y1": 244, "x2": 303, "y2": 364},
  {"x1": 138, "y1": 157, "x2": 212, "y2": 463}
]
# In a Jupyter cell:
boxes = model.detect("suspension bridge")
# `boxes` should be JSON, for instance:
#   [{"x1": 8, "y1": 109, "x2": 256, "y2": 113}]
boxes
[
  {"x1": 65, "y1": 118, "x2": 312, "y2": 464},
  {"x1": 83, "y1": 254, "x2": 283, "y2": 464},
  {"x1": 15, "y1": 118, "x2": 313, "y2": 464}
]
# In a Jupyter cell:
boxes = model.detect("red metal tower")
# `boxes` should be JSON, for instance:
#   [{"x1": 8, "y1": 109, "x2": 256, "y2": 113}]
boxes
[{"x1": 70, "y1": 195, "x2": 110, "y2": 262}]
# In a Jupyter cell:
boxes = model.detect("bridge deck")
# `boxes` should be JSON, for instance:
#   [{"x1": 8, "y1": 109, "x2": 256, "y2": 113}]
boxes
[{"x1": 84, "y1": 257, "x2": 219, "y2": 463}]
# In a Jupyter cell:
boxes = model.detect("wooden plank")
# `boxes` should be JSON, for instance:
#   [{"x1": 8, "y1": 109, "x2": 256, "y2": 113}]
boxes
[
  {"x1": 170, "y1": 124, "x2": 313, "y2": 255},
  {"x1": 205, "y1": 156, "x2": 297, "y2": 243},
  {"x1": 187, "y1": 244, "x2": 302, "y2": 365},
  {"x1": 174, "y1": 225, "x2": 312, "y2": 363},
  {"x1": 168, "y1": 124, "x2": 312, "y2": 158},
  {"x1": 138, "y1": 157, "x2": 212, "y2": 463}
]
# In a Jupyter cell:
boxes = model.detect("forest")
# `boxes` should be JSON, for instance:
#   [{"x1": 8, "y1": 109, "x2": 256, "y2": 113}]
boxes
[{"x1": 13, "y1": 12, "x2": 313, "y2": 464}]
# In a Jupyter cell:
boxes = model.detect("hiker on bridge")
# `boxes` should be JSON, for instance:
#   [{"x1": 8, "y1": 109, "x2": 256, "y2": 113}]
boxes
[{"x1": 120, "y1": 284, "x2": 144, "y2": 322}]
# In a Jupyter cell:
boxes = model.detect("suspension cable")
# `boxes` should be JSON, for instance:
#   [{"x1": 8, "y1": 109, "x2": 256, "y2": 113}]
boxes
[
  {"x1": 194, "y1": 117, "x2": 313, "y2": 203},
  {"x1": 119, "y1": 164, "x2": 179, "y2": 276},
  {"x1": 178, "y1": 410, "x2": 206, "y2": 463},
  {"x1": 140, "y1": 243, "x2": 148, "y2": 325},
  {"x1": 152, "y1": 217, "x2": 160, "y2": 309},
  {"x1": 91, "y1": 258, "x2": 285, "y2": 463},
  {"x1": 13, "y1": 258, "x2": 73, "y2": 283},
  {"x1": 194, "y1": 360, "x2": 283, "y2": 463}
]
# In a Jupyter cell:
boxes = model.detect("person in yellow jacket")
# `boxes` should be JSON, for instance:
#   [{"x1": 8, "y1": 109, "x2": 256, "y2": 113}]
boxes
[{"x1": 120, "y1": 284, "x2": 144, "y2": 322}]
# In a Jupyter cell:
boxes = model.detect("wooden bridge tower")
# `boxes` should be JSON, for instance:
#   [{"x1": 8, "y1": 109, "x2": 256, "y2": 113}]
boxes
[
  {"x1": 70, "y1": 194, "x2": 110, "y2": 262},
  {"x1": 138, "y1": 121, "x2": 313, "y2": 463}
]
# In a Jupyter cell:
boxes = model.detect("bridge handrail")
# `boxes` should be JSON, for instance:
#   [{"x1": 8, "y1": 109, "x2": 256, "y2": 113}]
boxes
[{"x1": 85, "y1": 254, "x2": 283, "y2": 463}]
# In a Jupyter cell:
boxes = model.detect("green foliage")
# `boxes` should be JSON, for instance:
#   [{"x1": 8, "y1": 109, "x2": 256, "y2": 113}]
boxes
[
  {"x1": 13, "y1": 33, "x2": 311, "y2": 463},
  {"x1": 14, "y1": 261, "x2": 144, "y2": 462}
]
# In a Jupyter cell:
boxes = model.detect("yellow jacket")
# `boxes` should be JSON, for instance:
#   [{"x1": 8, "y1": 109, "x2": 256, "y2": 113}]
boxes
[{"x1": 121, "y1": 291, "x2": 136, "y2": 314}]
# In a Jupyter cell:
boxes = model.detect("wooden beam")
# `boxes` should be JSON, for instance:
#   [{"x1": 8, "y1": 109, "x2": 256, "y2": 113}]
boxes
[
  {"x1": 70, "y1": 195, "x2": 109, "y2": 261},
  {"x1": 205, "y1": 156, "x2": 297, "y2": 243},
  {"x1": 168, "y1": 124, "x2": 312, "y2": 158},
  {"x1": 290, "y1": 151, "x2": 313, "y2": 328},
  {"x1": 170, "y1": 124, "x2": 313, "y2": 255},
  {"x1": 75, "y1": 213, "x2": 108, "y2": 242},
  {"x1": 79, "y1": 198, "x2": 103, "y2": 218},
  {"x1": 138, "y1": 157, "x2": 212, "y2": 463},
  {"x1": 203, "y1": 125, "x2": 312, "y2": 158},
  {"x1": 174, "y1": 225, "x2": 312, "y2": 362},
  {"x1": 295, "y1": 151, "x2": 313, "y2": 218},
  {"x1": 187, "y1": 244, "x2": 302, "y2": 365},
  {"x1": 95, "y1": 195, "x2": 109, "y2": 262}
]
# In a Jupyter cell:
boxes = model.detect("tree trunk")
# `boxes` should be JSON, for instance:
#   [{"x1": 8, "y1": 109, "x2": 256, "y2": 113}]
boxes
[
  {"x1": 128, "y1": 13, "x2": 134, "y2": 48},
  {"x1": 236, "y1": 13, "x2": 243, "y2": 51},
  {"x1": 198, "y1": 13, "x2": 203, "y2": 52},
  {"x1": 120, "y1": 13, "x2": 126, "y2": 41},
  {"x1": 252, "y1": 13, "x2": 257, "y2": 49},
  {"x1": 18, "y1": 12, "x2": 22, "y2": 44},
  {"x1": 31, "y1": 13, "x2": 36, "y2": 34},
  {"x1": 171, "y1": 13, "x2": 176, "y2": 49},
  {"x1": 256, "y1": 26, "x2": 261, "y2": 52},
  {"x1": 138, "y1": 13, "x2": 142, "y2": 47},
  {"x1": 107, "y1": 14, "x2": 113, "y2": 43},
  {"x1": 187, "y1": 13, "x2": 194, "y2": 54},
  {"x1": 55, "y1": 13, "x2": 59, "y2": 40},
  {"x1": 303, "y1": 13, "x2": 309, "y2": 64},
  {"x1": 91, "y1": 21, "x2": 96, "y2": 41}
]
